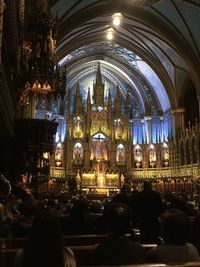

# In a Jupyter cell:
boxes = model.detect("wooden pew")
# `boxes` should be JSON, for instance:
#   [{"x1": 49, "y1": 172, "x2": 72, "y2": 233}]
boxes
[
  {"x1": 0, "y1": 233, "x2": 134, "y2": 249},
  {"x1": 0, "y1": 248, "x2": 18, "y2": 267},
  {"x1": 0, "y1": 244, "x2": 157, "y2": 267},
  {"x1": 1, "y1": 247, "x2": 200, "y2": 267},
  {"x1": 63, "y1": 234, "x2": 112, "y2": 246},
  {"x1": 0, "y1": 234, "x2": 108, "y2": 249}
]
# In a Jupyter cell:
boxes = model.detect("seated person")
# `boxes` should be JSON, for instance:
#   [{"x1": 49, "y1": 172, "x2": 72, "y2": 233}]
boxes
[
  {"x1": 148, "y1": 208, "x2": 200, "y2": 263},
  {"x1": 13, "y1": 210, "x2": 76, "y2": 267},
  {"x1": 61, "y1": 199, "x2": 95, "y2": 235},
  {"x1": 90, "y1": 202, "x2": 146, "y2": 265}
]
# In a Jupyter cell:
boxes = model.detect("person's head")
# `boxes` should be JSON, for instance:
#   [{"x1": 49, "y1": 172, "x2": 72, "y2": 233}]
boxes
[
  {"x1": 104, "y1": 202, "x2": 132, "y2": 235},
  {"x1": 24, "y1": 210, "x2": 64, "y2": 267},
  {"x1": 160, "y1": 208, "x2": 189, "y2": 245},
  {"x1": 121, "y1": 184, "x2": 131, "y2": 194},
  {"x1": 71, "y1": 199, "x2": 89, "y2": 218},
  {"x1": 143, "y1": 181, "x2": 152, "y2": 190},
  {"x1": 89, "y1": 201, "x2": 103, "y2": 214}
]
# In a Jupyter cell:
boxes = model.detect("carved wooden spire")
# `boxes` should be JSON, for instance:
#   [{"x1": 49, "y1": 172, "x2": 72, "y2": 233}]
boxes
[{"x1": 74, "y1": 82, "x2": 82, "y2": 114}]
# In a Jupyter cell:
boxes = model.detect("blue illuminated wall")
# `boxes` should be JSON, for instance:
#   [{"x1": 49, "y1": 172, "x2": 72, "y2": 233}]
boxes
[{"x1": 132, "y1": 112, "x2": 173, "y2": 145}]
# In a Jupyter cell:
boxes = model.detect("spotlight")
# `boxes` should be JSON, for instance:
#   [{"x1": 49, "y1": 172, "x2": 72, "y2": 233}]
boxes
[
  {"x1": 112, "y1": 13, "x2": 122, "y2": 27},
  {"x1": 106, "y1": 28, "x2": 114, "y2": 40}
]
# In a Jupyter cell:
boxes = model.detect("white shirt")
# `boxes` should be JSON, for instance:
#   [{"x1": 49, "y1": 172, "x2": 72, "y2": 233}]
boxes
[{"x1": 148, "y1": 243, "x2": 200, "y2": 263}]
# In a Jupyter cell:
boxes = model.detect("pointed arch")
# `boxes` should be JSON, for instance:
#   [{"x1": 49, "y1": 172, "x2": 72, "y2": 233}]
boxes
[
  {"x1": 116, "y1": 143, "x2": 125, "y2": 162},
  {"x1": 73, "y1": 142, "x2": 84, "y2": 160}
]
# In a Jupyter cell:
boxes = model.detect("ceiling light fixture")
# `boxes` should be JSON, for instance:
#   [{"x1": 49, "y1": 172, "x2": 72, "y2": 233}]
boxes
[
  {"x1": 112, "y1": 13, "x2": 123, "y2": 27},
  {"x1": 106, "y1": 28, "x2": 114, "y2": 40}
]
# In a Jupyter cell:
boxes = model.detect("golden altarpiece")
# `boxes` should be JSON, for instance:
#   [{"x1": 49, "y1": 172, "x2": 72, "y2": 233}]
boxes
[{"x1": 62, "y1": 64, "x2": 132, "y2": 193}]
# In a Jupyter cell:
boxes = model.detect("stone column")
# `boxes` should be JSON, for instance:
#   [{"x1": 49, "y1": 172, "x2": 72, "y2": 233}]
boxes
[{"x1": 172, "y1": 108, "x2": 185, "y2": 142}]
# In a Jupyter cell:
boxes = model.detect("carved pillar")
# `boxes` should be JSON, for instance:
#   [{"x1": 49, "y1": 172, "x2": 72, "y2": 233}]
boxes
[
  {"x1": 172, "y1": 108, "x2": 185, "y2": 142},
  {"x1": 126, "y1": 141, "x2": 132, "y2": 171},
  {"x1": 110, "y1": 142, "x2": 116, "y2": 168},
  {"x1": 66, "y1": 140, "x2": 73, "y2": 173},
  {"x1": 84, "y1": 140, "x2": 90, "y2": 169}
]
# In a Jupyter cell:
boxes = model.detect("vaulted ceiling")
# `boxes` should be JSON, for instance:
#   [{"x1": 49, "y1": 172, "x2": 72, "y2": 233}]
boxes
[{"x1": 50, "y1": 0, "x2": 200, "y2": 115}]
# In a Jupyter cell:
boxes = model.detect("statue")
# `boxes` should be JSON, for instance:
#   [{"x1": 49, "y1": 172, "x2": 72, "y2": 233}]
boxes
[
  {"x1": 150, "y1": 150, "x2": 155, "y2": 162},
  {"x1": 73, "y1": 145, "x2": 83, "y2": 160},
  {"x1": 135, "y1": 149, "x2": 142, "y2": 162},
  {"x1": 117, "y1": 146, "x2": 125, "y2": 162},
  {"x1": 47, "y1": 34, "x2": 56, "y2": 59}
]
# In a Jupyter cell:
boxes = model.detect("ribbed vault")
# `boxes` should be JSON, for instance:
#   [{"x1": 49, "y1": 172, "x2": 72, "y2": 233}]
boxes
[
  {"x1": 50, "y1": 0, "x2": 200, "y2": 113},
  {"x1": 61, "y1": 42, "x2": 166, "y2": 115}
]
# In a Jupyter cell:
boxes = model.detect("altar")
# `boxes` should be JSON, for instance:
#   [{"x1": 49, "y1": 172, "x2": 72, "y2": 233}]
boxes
[
  {"x1": 82, "y1": 185, "x2": 119, "y2": 197},
  {"x1": 79, "y1": 170, "x2": 122, "y2": 196}
]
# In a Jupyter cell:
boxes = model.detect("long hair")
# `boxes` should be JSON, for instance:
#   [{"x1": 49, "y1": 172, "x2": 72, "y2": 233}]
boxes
[{"x1": 23, "y1": 210, "x2": 64, "y2": 267}]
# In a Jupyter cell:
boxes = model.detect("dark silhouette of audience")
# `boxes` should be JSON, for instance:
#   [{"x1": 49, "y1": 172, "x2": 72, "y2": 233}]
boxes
[
  {"x1": 111, "y1": 184, "x2": 132, "y2": 206},
  {"x1": 90, "y1": 202, "x2": 146, "y2": 265},
  {"x1": 148, "y1": 208, "x2": 200, "y2": 263},
  {"x1": 0, "y1": 203, "x2": 12, "y2": 237},
  {"x1": 2, "y1": 185, "x2": 200, "y2": 266},
  {"x1": 61, "y1": 199, "x2": 95, "y2": 235},
  {"x1": 164, "y1": 192, "x2": 195, "y2": 216},
  {"x1": 134, "y1": 181, "x2": 165, "y2": 243},
  {"x1": 13, "y1": 210, "x2": 76, "y2": 267}
]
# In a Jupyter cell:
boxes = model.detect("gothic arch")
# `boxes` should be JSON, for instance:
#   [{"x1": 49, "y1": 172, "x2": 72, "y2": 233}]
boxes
[
  {"x1": 116, "y1": 143, "x2": 126, "y2": 162},
  {"x1": 73, "y1": 142, "x2": 84, "y2": 160}
]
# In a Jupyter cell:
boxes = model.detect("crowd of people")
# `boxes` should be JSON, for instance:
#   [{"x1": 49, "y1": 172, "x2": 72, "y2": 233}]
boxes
[{"x1": 1, "y1": 181, "x2": 200, "y2": 266}]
